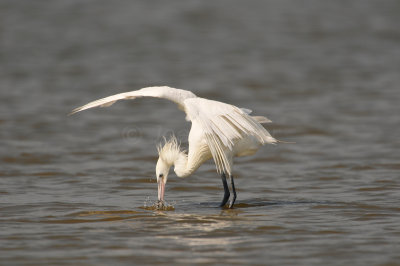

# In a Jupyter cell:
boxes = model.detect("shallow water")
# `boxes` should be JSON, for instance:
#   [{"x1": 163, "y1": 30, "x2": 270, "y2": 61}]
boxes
[{"x1": 1, "y1": 0, "x2": 400, "y2": 265}]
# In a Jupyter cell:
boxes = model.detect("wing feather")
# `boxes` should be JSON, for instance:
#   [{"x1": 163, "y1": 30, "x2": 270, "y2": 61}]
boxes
[{"x1": 184, "y1": 98, "x2": 276, "y2": 175}]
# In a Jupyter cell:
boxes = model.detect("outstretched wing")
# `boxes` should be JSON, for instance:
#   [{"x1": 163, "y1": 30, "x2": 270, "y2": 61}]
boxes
[
  {"x1": 184, "y1": 98, "x2": 276, "y2": 175},
  {"x1": 69, "y1": 86, "x2": 197, "y2": 115}
]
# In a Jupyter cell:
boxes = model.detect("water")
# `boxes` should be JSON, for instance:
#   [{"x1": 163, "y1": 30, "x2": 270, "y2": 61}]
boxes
[{"x1": 1, "y1": 0, "x2": 400, "y2": 265}]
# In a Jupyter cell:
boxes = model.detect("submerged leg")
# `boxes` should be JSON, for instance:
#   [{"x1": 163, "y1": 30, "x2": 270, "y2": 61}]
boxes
[
  {"x1": 228, "y1": 175, "x2": 237, "y2": 209},
  {"x1": 219, "y1": 173, "x2": 230, "y2": 207}
]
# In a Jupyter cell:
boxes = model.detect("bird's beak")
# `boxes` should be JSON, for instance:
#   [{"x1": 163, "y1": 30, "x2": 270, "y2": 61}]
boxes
[{"x1": 158, "y1": 177, "x2": 165, "y2": 202}]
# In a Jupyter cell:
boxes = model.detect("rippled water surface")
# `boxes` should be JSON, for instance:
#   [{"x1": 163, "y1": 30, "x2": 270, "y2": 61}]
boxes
[{"x1": 1, "y1": 1, "x2": 400, "y2": 265}]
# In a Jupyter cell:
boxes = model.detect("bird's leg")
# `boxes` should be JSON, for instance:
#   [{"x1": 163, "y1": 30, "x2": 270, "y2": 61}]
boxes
[
  {"x1": 228, "y1": 175, "x2": 237, "y2": 209},
  {"x1": 219, "y1": 173, "x2": 230, "y2": 207}
]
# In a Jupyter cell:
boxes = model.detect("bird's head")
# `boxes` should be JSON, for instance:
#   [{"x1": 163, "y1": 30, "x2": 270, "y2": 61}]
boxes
[
  {"x1": 155, "y1": 158, "x2": 171, "y2": 202},
  {"x1": 155, "y1": 136, "x2": 183, "y2": 202}
]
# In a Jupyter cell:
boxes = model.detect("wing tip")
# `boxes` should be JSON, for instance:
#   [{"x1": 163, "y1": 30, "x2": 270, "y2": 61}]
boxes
[
  {"x1": 68, "y1": 108, "x2": 81, "y2": 116},
  {"x1": 252, "y1": 116, "x2": 272, "y2": 124},
  {"x1": 277, "y1": 139, "x2": 296, "y2": 144}
]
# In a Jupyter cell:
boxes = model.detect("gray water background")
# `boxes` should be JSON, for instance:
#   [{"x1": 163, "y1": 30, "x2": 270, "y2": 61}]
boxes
[{"x1": 1, "y1": 0, "x2": 400, "y2": 265}]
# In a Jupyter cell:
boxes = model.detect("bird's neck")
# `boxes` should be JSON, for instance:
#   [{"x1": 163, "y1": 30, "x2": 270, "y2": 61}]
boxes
[
  {"x1": 173, "y1": 151, "x2": 201, "y2": 178},
  {"x1": 172, "y1": 152, "x2": 190, "y2": 177},
  {"x1": 158, "y1": 137, "x2": 206, "y2": 178}
]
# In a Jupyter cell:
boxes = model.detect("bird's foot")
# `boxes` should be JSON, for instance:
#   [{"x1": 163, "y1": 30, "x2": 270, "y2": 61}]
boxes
[
  {"x1": 219, "y1": 191, "x2": 230, "y2": 207},
  {"x1": 228, "y1": 175, "x2": 237, "y2": 208},
  {"x1": 228, "y1": 191, "x2": 237, "y2": 208},
  {"x1": 220, "y1": 173, "x2": 230, "y2": 207},
  {"x1": 228, "y1": 198, "x2": 236, "y2": 209}
]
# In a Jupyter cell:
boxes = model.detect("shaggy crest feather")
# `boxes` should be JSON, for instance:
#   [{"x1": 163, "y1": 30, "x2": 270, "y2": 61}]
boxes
[{"x1": 157, "y1": 136, "x2": 186, "y2": 166}]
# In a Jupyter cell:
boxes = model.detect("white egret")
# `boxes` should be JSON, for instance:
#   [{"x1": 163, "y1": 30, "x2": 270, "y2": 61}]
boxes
[{"x1": 70, "y1": 86, "x2": 277, "y2": 208}]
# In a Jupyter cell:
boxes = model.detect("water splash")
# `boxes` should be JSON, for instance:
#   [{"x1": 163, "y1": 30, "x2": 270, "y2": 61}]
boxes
[{"x1": 143, "y1": 197, "x2": 175, "y2": 211}]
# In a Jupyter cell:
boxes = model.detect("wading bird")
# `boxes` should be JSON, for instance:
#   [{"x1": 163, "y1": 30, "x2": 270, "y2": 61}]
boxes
[{"x1": 70, "y1": 86, "x2": 277, "y2": 208}]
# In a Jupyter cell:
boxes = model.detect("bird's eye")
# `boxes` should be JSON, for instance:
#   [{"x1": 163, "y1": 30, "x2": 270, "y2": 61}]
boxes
[{"x1": 159, "y1": 174, "x2": 163, "y2": 178}]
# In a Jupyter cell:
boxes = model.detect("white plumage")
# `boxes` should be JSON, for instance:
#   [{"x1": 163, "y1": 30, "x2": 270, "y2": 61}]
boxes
[{"x1": 71, "y1": 86, "x2": 277, "y2": 208}]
